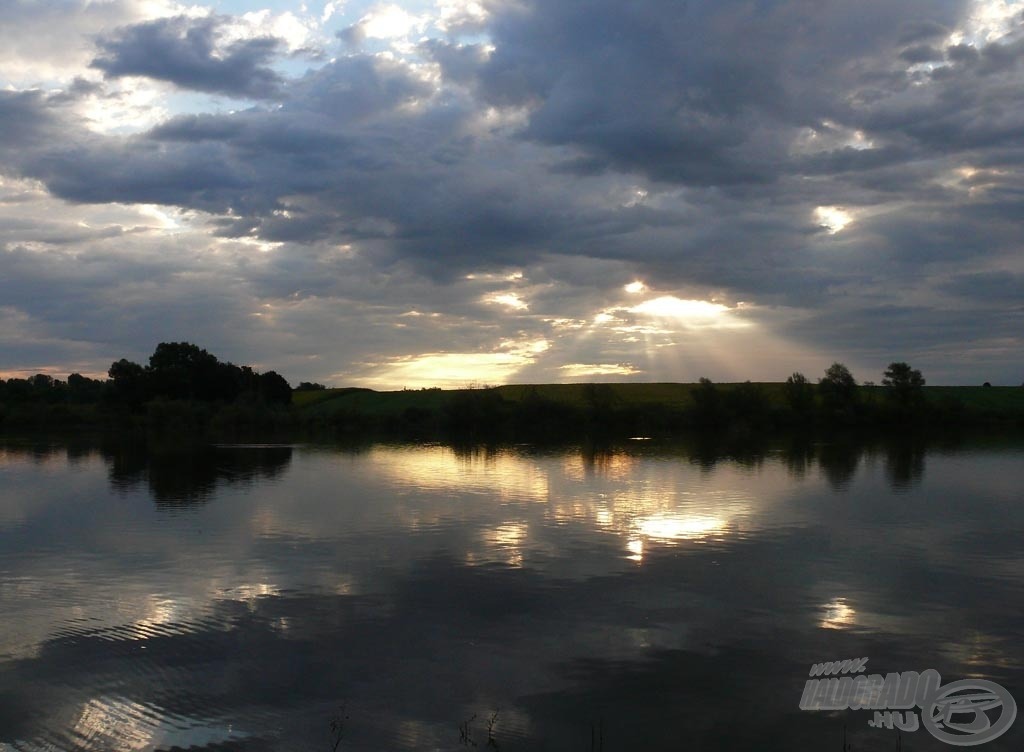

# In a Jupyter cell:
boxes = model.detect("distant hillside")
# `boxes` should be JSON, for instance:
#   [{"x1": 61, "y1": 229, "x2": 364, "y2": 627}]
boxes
[{"x1": 294, "y1": 382, "x2": 1024, "y2": 417}]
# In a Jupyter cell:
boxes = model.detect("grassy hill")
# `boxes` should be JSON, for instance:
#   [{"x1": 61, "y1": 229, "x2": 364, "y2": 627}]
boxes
[{"x1": 295, "y1": 382, "x2": 1024, "y2": 418}]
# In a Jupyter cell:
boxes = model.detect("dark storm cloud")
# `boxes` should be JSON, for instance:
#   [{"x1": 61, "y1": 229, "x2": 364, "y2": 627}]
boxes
[
  {"x1": 899, "y1": 43, "x2": 945, "y2": 63},
  {"x1": 34, "y1": 138, "x2": 255, "y2": 209},
  {"x1": 2, "y1": 0, "x2": 1024, "y2": 381},
  {"x1": 782, "y1": 302, "x2": 1024, "y2": 383},
  {"x1": 898, "y1": 19, "x2": 953, "y2": 44},
  {"x1": 472, "y1": 0, "x2": 967, "y2": 183},
  {"x1": 419, "y1": 39, "x2": 492, "y2": 86},
  {"x1": 91, "y1": 15, "x2": 284, "y2": 98},
  {"x1": 975, "y1": 36, "x2": 1024, "y2": 75},
  {"x1": 0, "y1": 240, "x2": 233, "y2": 345},
  {"x1": 0, "y1": 90, "x2": 58, "y2": 147},
  {"x1": 0, "y1": 0, "x2": 992, "y2": 270},
  {"x1": 941, "y1": 271, "x2": 1024, "y2": 305}
]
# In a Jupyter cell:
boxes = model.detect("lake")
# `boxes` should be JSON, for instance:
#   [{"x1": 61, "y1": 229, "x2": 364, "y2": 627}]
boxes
[{"x1": 0, "y1": 436, "x2": 1022, "y2": 751}]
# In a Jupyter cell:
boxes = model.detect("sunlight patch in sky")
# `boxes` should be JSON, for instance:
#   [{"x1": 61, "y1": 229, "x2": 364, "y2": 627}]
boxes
[
  {"x1": 628, "y1": 296, "x2": 730, "y2": 320},
  {"x1": 484, "y1": 292, "x2": 529, "y2": 310},
  {"x1": 559, "y1": 363, "x2": 641, "y2": 378},
  {"x1": 359, "y1": 339, "x2": 549, "y2": 389},
  {"x1": 814, "y1": 206, "x2": 853, "y2": 234},
  {"x1": 358, "y1": 4, "x2": 425, "y2": 38},
  {"x1": 957, "y1": 0, "x2": 1024, "y2": 44}
]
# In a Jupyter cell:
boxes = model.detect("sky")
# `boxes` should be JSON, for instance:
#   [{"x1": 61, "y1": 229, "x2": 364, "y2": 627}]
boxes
[{"x1": 0, "y1": 0, "x2": 1022, "y2": 388}]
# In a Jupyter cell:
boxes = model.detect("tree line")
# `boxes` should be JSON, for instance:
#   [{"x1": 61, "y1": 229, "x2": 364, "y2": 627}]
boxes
[
  {"x1": 2, "y1": 352, "x2": 1018, "y2": 439},
  {"x1": 672, "y1": 361, "x2": 938, "y2": 432},
  {"x1": 0, "y1": 342, "x2": 291, "y2": 415},
  {"x1": 780, "y1": 361, "x2": 926, "y2": 419},
  {"x1": 380, "y1": 361, "x2": 998, "y2": 441}
]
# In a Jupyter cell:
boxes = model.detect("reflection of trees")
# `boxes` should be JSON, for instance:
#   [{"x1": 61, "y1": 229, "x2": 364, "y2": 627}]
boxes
[
  {"x1": 686, "y1": 435, "x2": 768, "y2": 473},
  {"x1": 884, "y1": 440, "x2": 926, "y2": 491},
  {"x1": 781, "y1": 436, "x2": 815, "y2": 480},
  {"x1": 816, "y1": 441, "x2": 861, "y2": 491},
  {"x1": 0, "y1": 441, "x2": 64, "y2": 465},
  {"x1": 777, "y1": 437, "x2": 928, "y2": 491},
  {"x1": 103, "y1": 444, "x2": 293, "y2": 507},
  {"x1": 64, "y1": 443, "x2": 94, "y2": 466},
  {"x1": 579, "y1": 442, "x2": 618, "y2": 478}
]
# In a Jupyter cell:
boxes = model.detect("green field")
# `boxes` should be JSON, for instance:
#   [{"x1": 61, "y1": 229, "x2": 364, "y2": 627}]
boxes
[{"x1": 294, "y1": 383, "x2": 1024, "y2": 417}]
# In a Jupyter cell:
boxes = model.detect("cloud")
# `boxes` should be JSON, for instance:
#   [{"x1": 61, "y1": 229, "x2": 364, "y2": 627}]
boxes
[
  {"x1": 0, "y1": 0, "x2": 1022, "y2": 384},
  {"x1": 0, "y1": 90, "x2": 59, "y2": 148},
  {"x1": 471, "y1": 0, "x2": 967, "y2": 182},
  {"x1": 559, "y1": 363, "x2": 640, "y2": 378},
  {"x1": 0, "y1": 0, "x2": 171, "y2": 86},
  {"x1": 899, "y1": 43, "x2": 946, "y2": 63},
  {"x1": 92, "y1": 15, "x2": 285, "y2": 99}
]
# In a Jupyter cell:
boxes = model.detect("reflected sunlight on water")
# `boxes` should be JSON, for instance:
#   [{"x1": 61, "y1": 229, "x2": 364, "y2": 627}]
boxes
[
  {"x1": 365, "y1": 444, "x2": 553, "y2": 502},
  {"x1": 818, "y1": 597, "x2": 857, "y2": 630},
  {"x1": 0, "y1": 438, "x2": 1022, "y2": 751}
]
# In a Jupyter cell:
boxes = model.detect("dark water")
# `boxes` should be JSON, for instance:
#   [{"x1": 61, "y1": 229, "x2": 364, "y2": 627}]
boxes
[{"x1": 0, "y1": 437, "x2": 1022, "y2": 751}]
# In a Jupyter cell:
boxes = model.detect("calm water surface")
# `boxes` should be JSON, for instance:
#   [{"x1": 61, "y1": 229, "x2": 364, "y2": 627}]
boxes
[{"x1": 0, "y1": 438, "x2": 1022, "y2": 751}]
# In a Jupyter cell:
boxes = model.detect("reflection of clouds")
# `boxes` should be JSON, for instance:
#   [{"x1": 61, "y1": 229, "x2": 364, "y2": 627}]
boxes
[
  {"x1": 368, "y1": 445, "x2": 551, "y2": 502},
  {"x1": 1, "y1": 440, "x2": 1022, "y2": 751},
  {"x1": 818, "y1": 598, "x2": 857, "y2": 630},
  {"x1": 552, "y1": 486, "x2": 754, "y2": 558},
  {"x1": 483, "y1": 521, "x2": 528, "y2": 567},
  {"x1": 73, "y1": 697, "x2": 159, "y2": 751},
  {"x1": 364, "y1": 445, "x2": 773, "y2": 567},
  {"x1": 220, "y1": 582, "x2": 281, "y2": 605},
  {"x1": 635, "y1": 513, "x2": 732, "y2": 542},
  {"x1": 563, "y1": 451, "x2": 639, "y2": 481},
  {"x1": 71, "y1": 695, "x2": 244, "y2": 751},
  {"x1": 939, "y1": 631, "x2": 1023, "y2": 676},
  {"x1": 0, "y1": 445, "x2": 72, "y2": 468},
  {"x1": 129, "y1": 595, "x2": 191, "y2": 638},
  {"x1": 621, "y1": 495, "x2": 750, "y2": 561},
  {"x1": 368, "y1": 446, "x2": 770, "y2": 565}
]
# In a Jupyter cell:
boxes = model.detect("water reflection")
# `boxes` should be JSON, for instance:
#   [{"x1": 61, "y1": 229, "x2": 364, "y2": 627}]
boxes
[
  {"x1": 103, "y1": 443, "x2": 294, "y2": 507},
  {"x1": 816, "y1": 440, "x2": 862, "y2": 490},
  {"x1": 0, "y1": 435, "x2": 1022, "y2": 751},
  {"x1": 884, "y1": 441, "x2": 927, "y2": 491},
  {"x1": 0, "y1": 435, "x2": 942, "y2": 496},
  {"x1": 818, "y1": 597, "x2": 857, "y2": 630}
]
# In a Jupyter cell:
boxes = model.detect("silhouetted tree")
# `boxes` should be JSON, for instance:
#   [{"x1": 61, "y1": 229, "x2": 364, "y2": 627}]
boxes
[
  {"x1": 443, "y1": 388, "x2": 508, "y2": 437},
  {"x1": 29, "y1": 374, "x2": 55, "y2": 390},
  {"x1": 67, "y1": 373, "x2": 104, "y2": 403},
  {"x1": 257, "y1": 371, "x2": 292, "y2": 405},
  {"x1": 691, "y1": 377, "x2": 722, "y2": 428},
  {"x1": 784, "y1": 372, "x2": 814, "y2": 414},
  {"x1": 108, "y1": 358, "x2": 147, "y2": 407},
  {"x1": 582, "y1": 383, "x2": 619, "y2": 435},
  {"x1": 882, "y1": 362, "x2": 925, "y2": 407},
  {"x1": 0, "y1": 378, "x2": 31, "y2": 401},
  {"x1": 105, "y1": 343, "x2": 292, "y2": 408},
  {"x1": 148, "y1": 342, "x2": 222, "y2": 401},
  {"x1": 818, "y1": 362, "x2": 858, "y2": 417},
  {"x1": 726, "y1": 381, "x2": 768, "y2": 427}
]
